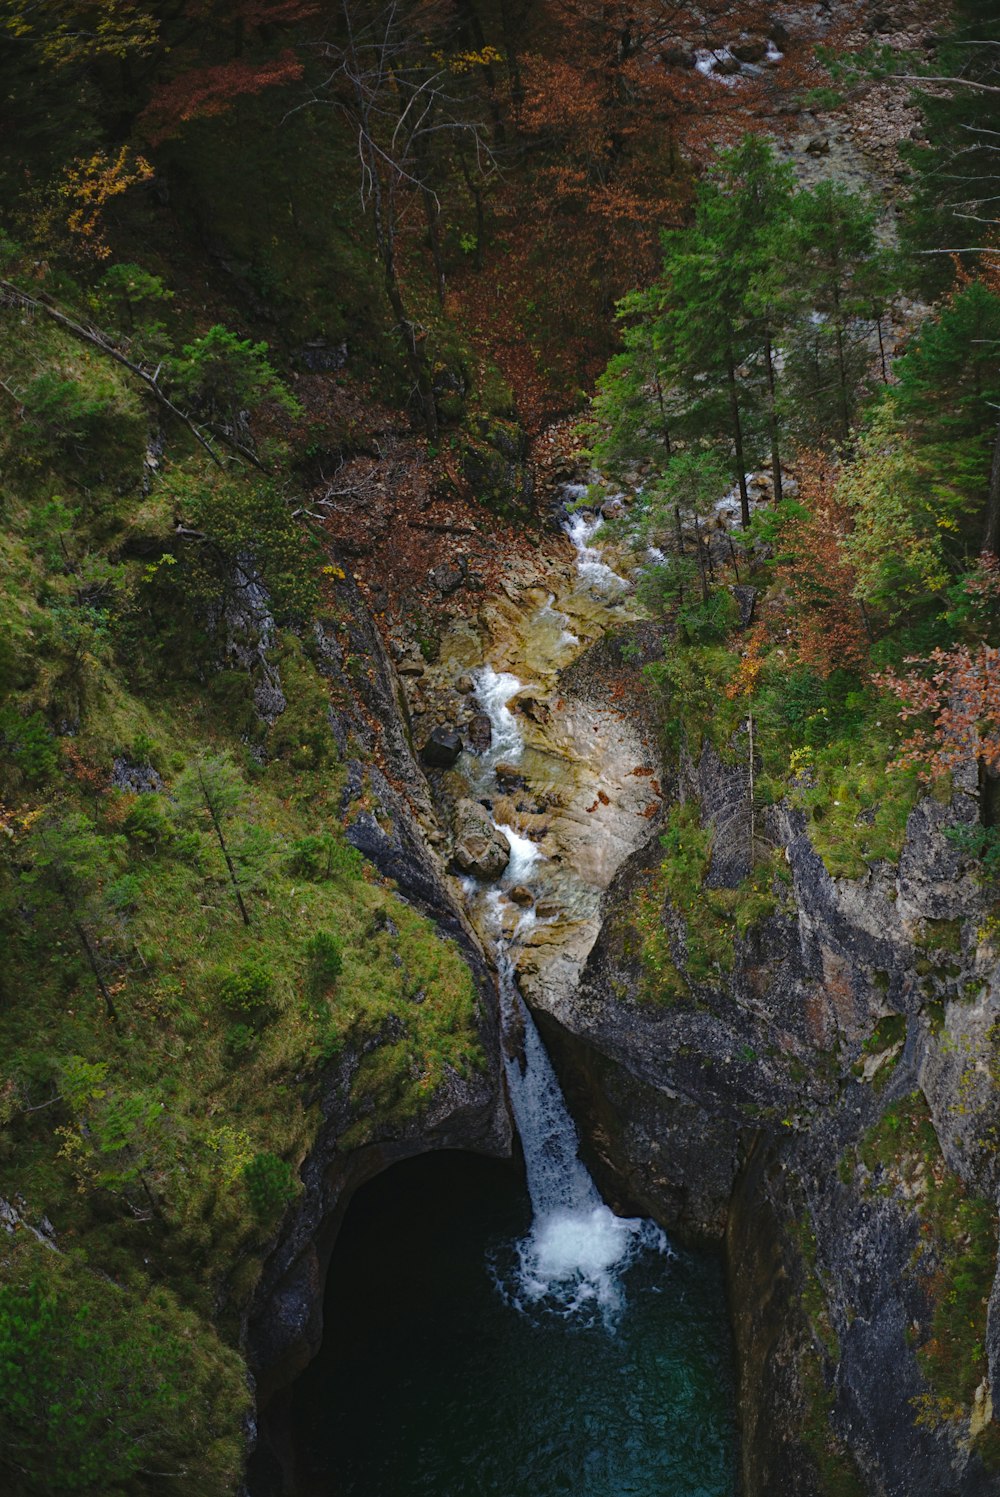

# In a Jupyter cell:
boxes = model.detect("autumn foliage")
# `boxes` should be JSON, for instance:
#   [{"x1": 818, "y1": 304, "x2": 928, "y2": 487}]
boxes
[
  {"x1": 775, "y1": 455, "x2": 870, "y2": 678},
  {"x1": 879, "y1": 556, "x2": 1000, "y2": 781}
]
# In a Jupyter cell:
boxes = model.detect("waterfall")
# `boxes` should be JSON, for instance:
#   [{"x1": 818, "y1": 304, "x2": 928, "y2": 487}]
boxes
[
  {"x1": 564, "y1": 510, "x2": 630, "y2": 595},
  {"x1": 463, "y1": 557, "x2": 669, "y2": 1328},
  {"x1": 491, "y1": 937, "x2": 670, "y2": 1325}
]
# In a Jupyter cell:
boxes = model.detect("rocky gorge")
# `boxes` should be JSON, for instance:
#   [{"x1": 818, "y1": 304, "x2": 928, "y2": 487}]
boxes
[{"x1": 241, "y1": 450, "x2": 1000, "y2": 1495}]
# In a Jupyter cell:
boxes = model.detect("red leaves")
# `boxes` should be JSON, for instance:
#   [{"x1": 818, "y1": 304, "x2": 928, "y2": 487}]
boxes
[
  {"x1": 878, "y1": 643, "x2": 1000, "y2": 782},
  {"x1": 141, "y1": 50, "x2": 305, "y2": 144},
  {"x1": 775, "y1": 453, "x2": 870, "y2": 679}
]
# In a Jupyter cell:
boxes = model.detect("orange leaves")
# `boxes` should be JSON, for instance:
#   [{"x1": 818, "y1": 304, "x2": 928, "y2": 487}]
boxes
[
  {"x1": 141, "y1": 50, "x2": 305, "y2": 145},
  {"x1": 878, "y1": 643, "x2": 1000, "y2": 782},
  {"x1": 774, "y1": 453, "x2": 870, "y2": 679},
  {"x1": 726, "y1": 622, "x2": 768, "y2": 699}
]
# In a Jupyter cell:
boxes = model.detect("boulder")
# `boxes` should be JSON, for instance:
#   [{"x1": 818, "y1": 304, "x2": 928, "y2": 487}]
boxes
[
  {"x1": 428, "y1": 560, "x2": 465, "y2": 596},
  {"x1": 466, "y1": 712, "x2": 493, "y2": 754},
  {"x1": 421, "y1": 726, "x2": 463, "y2": 768},
  {"x1": 511, "y1": 691, "x2": 551, "y2": 726},
  {"x1": 731, "y1": 38, "x2": 768, "y2": 63},
  {"x1": 660, "y1": 43, "x2": 696, "y2": 67},
  {"x1": 452, "y1": 799, "x2": 510, "y2": 880},
  {"x1": 495, "y1": 763, "x2": 528, "y2": 791},
  {"x1": 508, "y1": 885, "x2": 534, "y2": 907}
]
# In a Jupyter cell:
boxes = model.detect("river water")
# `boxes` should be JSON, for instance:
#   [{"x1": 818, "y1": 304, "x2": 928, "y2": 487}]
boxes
[
  {"x1": 292, "y1": 505, "x2": 739, "y2": 1495},
  {"x1": 293, "y1": 1151, "x2": 737, "y2": 1496}
]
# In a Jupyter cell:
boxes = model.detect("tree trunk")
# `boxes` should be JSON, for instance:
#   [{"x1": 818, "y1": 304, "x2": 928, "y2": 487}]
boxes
[
  {"x1": 199, "y1": 776, "x2": 252, "y2": 927},
  {"x1": 500, "y1": 0, "x2": 525, "y2": 106},
  {"x1": 421, "y1": 183, "x2": 447, "y2": 306},
  {"x1": 655, "y1": 377, "x2": 672, "y2": 457},
  {"x1": 725, "y1": 343, "x2": 751, "y2": 528},
  {"x1": 832, "y1": 282, "x2": 850, "y2": 440},
  {"x1": 983, "y1": 420, "x2": 1000, "y2": 556},
  {"x1": 370, "y1": 170, "x2": 439, "y2": 439},
  {"x1": 57, "y1": 881, "x2": 118, "y2": 1022},
  {"x1": 763, "y1": 330, "x2": 783, "y2": 505},
  {"x1": 692, "y1": 515, "x2": 710, "y2": 602}
]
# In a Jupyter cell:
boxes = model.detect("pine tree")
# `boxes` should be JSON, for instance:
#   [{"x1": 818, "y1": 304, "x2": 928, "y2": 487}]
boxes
[{"x1": 784, "y1": 180, "x2": 893, "y2": 442}]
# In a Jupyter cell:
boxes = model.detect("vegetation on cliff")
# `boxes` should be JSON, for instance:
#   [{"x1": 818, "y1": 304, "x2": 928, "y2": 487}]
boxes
[{"x1": 1, "y1": 0, "x2": 999, "y2": 1492}]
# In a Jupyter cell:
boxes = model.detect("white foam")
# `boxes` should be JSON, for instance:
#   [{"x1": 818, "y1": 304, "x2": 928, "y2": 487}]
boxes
[
  {"x1": 512, "y1": 1206, "x2": 669, "y2": 1319},
  {"x1": 564, "y1": 512, "x2": 630, "y2": 595},
  {"x1": 694, "y1": 47, "x2": 740, "y2": 85},
  {"x1": 495, "y1": 823, "x2": 544, "y2": 885},
  {"x1": 493, "y1": 948, "x2": 672, "y2": 1325}
]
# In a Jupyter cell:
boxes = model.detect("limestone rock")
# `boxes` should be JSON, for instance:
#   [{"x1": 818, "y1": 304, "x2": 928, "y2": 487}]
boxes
[
  {"x1": 428, "y1": 559, "x2": 465, "y2": 596},
  {"x1": 452, "y1": 799, "x2": 510, "y2": 880},
  {"x1": 466, "y1": 712, "x2": 493, "y2": 754},
  {"x1": 731, "y1": 38, "x2": 768, "y2": 62}
]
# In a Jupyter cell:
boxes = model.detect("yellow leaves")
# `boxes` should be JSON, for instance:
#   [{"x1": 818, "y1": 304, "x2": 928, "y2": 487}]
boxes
[
  {"x1": 321, "y1": 563, "x2": 346, "y2": 580},
  {"x1": 431, "y1": 44, "x2": 503, "y2": 75},
  {"x1": 2, "y1": 2, "x2": 159, "y2": 68},
  {"x1": 58, "y1": 146, "x2": 153, "y2": 260},
  {"x1": 205, "y1": 1125, "x2": 255, "y2": 1189}
]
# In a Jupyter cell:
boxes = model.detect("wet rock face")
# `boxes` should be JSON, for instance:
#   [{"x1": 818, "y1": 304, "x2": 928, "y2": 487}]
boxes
[
  {"x1": 539, "y1": 739, "x2": 1000, "y2": 1494},
  {"x1": 248, "y1": 570, "x2": 512, "y2": 1484},
  {"x1": 466, "y1": 711, "x2": 493, "y2": 753}
]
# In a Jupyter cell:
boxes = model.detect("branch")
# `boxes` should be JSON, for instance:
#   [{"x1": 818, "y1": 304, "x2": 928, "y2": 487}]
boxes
[
  {"x1": 0, "y1": 279, "x2": 268, "y2": 472},
  {"x1": 899, "y1": 74, "x2": 1000, "y2": 95}
]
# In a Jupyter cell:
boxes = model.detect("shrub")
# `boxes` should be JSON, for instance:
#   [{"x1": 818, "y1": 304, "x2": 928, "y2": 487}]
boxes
[
  {"x1": 0, "y1": 705, "x2": 57, "y2": 785},
  {"x1": 306, "y1": 930, "x2": 344, "y2": 993},
  {"x1": 215, "y1": 961, "x2": 277, "y2": 1022},
  {"x1": 225, "y1": 1022, "x2": 258, "y2": 1059},
  {"x1": 244, "y1": 1151, "x2": 297, "y2": 1223},
  {"x1": 288, "y1": 833, "x2": 363, "y2": 882}
]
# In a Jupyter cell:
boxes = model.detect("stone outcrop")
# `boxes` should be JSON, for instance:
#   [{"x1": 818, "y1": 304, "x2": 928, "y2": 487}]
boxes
[
  {"x1": 452, "y1": 798, "x2": 510, "y2": 879},
  {"x1": 528, "y1": 740, "x2": 1000, "y2": 1495},
  {"x1": 245, "y1": 572, "x2": 512, "y2": 1494}
]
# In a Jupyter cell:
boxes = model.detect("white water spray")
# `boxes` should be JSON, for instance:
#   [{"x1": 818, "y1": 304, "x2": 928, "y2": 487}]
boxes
[
  {"x1": 492, "y1": 940, "x2": 670, "y2": 1324},
  {"x1": 564, "y1": 511, "x2": 630, "y2": 595}
]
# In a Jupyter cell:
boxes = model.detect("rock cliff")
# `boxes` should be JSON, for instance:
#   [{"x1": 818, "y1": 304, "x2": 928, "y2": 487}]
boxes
[{"x1": 531, "y1": 739, "x2": 1000, "y2": 1494}]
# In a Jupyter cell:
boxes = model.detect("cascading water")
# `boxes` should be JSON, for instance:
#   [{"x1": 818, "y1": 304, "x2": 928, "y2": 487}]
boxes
[
  {"x1": 492, "y1": 940, "x2": 669, "y2": 1323},
  {"x1": 564, "y1": 510, "x2": 630, "y2": 594},
  {"x1": 291, "y1": 478, "x2": 739, "y2": 1497},
  {"x1": 464, "y1": 615, "x2": 669, "y2": 1326}
]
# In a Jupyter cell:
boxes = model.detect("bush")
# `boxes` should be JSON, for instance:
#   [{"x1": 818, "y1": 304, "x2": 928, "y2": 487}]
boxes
[
  {"x1": 288, "y1": 833, "x2": 363, "y2": 882},
  {"x1": 244, "y1": 1151, "x2": 297, "y2": 1223},
  {"x1": 122, "y1": 793, "x2": 173, "y2": 848},
  {"x1": 306, "y1": 930, "x2": 343, "y2": 992},
  {"x1": 215, "y1": 960, "x2": 277, "y2": 1022},
  {"x1": 0, "y1": 705, "x2": 57, "y2": 785},
  {"x1": 225, "y1": 1022, "x2": 258, "y2": 1059},
  {"x1": 0, "y1": 1249, "x2": 247, "y2": 1495}
]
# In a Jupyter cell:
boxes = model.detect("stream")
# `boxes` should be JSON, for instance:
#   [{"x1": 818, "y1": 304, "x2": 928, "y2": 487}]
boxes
[{"x1": 292, "y1": 504, "x2": 739, "y2": 1495}]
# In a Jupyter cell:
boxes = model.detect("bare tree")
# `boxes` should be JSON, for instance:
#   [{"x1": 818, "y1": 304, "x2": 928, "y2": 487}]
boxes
[{"x1": 306, "y1": 1, "x2": 495, "y2": 436}]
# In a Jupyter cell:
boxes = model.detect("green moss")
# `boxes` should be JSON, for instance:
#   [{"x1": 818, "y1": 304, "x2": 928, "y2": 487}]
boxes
[
  {"x1": 915, "y1": 918, "x2": 963, "y2": 955},
  {"x1": 0, "y1": 265, "x2": 488, "y2": 1486},
  {"x1": 853, "y1": 1092, "x2": 998, "y2": 1426},
  {"x1": 799, "y1": 1347, "x2": 867, "y2": 1497}
]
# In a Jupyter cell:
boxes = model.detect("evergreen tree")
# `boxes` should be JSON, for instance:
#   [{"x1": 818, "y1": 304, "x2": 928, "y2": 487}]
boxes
[
  {"x1": 784, "y1": 181, "x2": 893, "y2": 442},
  {"x1": 892, "y1": 281, "x2": 1000, "y2": 554},
  {"x1": 900, "y1": 0, "x2": 1000, "y2": 293},
  {"x1": 654, "y1": 135, "x2": 795, "y2": 525}
]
